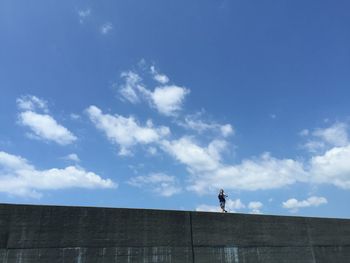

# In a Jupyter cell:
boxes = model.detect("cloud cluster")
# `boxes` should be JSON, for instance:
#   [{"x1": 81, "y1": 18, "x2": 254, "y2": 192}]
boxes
[
  {"x1": 282, "y1": 196, "x2": 327, "y2": 213},
  {"x1": 0, "y1": 151, "x2": 116, "y2": 198},
  {"x1": 111, "y1": 65, "x2": 350, "y2": 204},
  {"x1": 13, "y1": 64, "x2": 350, "y2": 212},
  {"x1": 17, "y1": 96, "x2": 77, "y2": 145},
  {"x1": 118, "y1": 70, "x2": 189, "y2": 116},
  {"x1": 160, "y1": 136, "x2": 305, "y2": 193},
  {"x1": 159, "y1": 120, "x2": 350, "y2": 195}
]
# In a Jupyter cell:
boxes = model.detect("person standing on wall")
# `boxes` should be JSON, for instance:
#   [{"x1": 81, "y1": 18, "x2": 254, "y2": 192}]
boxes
[{"x1": 218, "y1": 189, "x2": 228, "y2": 213}]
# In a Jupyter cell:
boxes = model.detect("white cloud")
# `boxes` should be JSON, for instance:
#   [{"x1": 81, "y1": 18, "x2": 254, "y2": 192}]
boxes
[
  {"x1": 304, "y1": 140, "x2": 326, "y2": 153},
  {"x1": 160, "y1": 135, "x2": 307, "y2": 194},
  {"x1": 63, "y1": 153, "x2": 80, "y2": 163},
  {"x1": 16, "y1": 95, "x2": 48, "y2": 112},
  {"x1": 303, "y1": 122, "x2": 349, "y2": 153},
  {"x1": 141, "y1": 85, "x2": 189, "y2": 116},
  {"x1": 100, "y1": 22, "x2": 113, "y2": 34},
  {"x1": 220, "y1": 124, "x2": 234, "y2": 137},
  {"x1": 128, "y1": 173, "x2": 181, "y2": 197},
  {"x1": 313, "y1": 123, "x2": 348, "y2": 147},
  {"x1": 154, "y1": 74, "x2": 170, "y2": 85},
  {"x1": 193, "y1": 143, "x2": 350, "y2": 194},
  {"x1": 18, "y1": 111, "x2": 77, "y2": 145},
  {"x1": 248, "y1": 201, "x2": 263, "y2": 214},
  {"x1": 160, "y1": 137, "x2": 223, "y2": 173},
  {"x1": 187, "y1": 152, "x2": 306, "y2": 194},
  {"x1": 78, "y1": 8, "x2": 91, "y2": 24},
  {"x1": 86, "y1": 105, "x2": 170, "y2": 155},
  {"x1": 16, "y1": 96, "x2": 77, "y2": 145},
  {"x1": 0, "y1": 151, "x2": 116, "y2": 198},
  {"x1": 150, "y1": 66, "x2": 169, "y2": 84},
  {"x1": 309, "y1": 145, "x2": 350, "y2": 189},
  {"x1": 226, "y1": 198, "x2": 245, "y2": 212},
  {"x1": 282, "y1": 196, "x2": 327, "y2": 213}
]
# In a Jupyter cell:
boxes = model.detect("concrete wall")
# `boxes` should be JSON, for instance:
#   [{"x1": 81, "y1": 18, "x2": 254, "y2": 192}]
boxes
[{"x1": 0, "y1": 204, "x2": 349, "y2": 263}]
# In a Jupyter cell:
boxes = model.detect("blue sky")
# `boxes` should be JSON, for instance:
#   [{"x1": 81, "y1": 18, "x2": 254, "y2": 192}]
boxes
[{"x1": 1, "y1": 0, "x2": 350, "y2": 218}]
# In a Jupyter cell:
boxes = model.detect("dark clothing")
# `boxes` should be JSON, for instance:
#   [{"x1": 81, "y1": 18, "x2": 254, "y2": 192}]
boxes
[
  {"x1": 218, "y1": 193, "x2": 226, "y2": 202},
  {"x1": 218, "y1": 193, "x2": 227, "y2": 211}
]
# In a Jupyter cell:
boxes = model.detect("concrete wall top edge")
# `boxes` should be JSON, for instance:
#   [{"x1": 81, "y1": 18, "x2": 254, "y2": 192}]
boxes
[{"x1": 1, "y1": 203, "x2": 349, "y2": 221}]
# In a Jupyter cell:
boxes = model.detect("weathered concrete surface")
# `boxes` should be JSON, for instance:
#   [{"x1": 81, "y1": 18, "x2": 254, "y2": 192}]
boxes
[{"x1": 0, "y1": 204, "x2": 349, "y2": 262}]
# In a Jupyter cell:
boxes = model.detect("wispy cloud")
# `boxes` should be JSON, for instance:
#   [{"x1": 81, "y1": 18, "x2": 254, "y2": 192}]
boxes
[
  {"x1": 128, "y1": 173, "x2": 181, "y2": 197},
  {"x1": 16, "y1": 95, "x2": 48, "y2": 113},
  {"x1": 63, "y1": 153, "x2": 80, "y2": 163},
  {"x1": 78, "y1": 8, "x2": 91, "y2": 24},
  {"x1": 270, "y1": 114, "x2": 277, "y2": 119},
  {"x1": 70, "y1": 113, "x2": 81, "y2": 120},
  {"x1": 0, "y1": 151, "x2": 116, "y2": 198},
  {"x1": 178, "y1": 113, "x2": 234, "y2": 137},
  {"x1": 119, "y1": 71, "x2": 143, "y2": 104},
  {"x1": 282, "y1": 196, "x2": 327, "y2": 213},
  {"x1": 302, "y1": 122, "x2": 349, "y2": 153},
  {"x1": 100, "y1": 22, "x2": 113, "y2": 34},
  {"x1": 150, "y1": 66, "x2": 169, "y2": 84}
]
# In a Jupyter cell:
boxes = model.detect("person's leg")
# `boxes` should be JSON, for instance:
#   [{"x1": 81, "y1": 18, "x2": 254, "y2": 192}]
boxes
[{"x1": 220, "y1": 202, "x2": 226, "y2": 212}]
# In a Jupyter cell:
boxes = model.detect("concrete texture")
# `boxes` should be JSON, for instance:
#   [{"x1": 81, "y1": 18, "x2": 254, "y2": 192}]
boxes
[{"x1": 0, "y1": 204, "x2": 349, "y2": 262}]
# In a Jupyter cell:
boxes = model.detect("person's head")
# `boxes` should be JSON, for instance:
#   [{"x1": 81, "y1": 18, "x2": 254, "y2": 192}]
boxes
[{"x1": 219, "y1": 189, "x2": 224, "y2": 194}]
